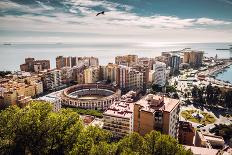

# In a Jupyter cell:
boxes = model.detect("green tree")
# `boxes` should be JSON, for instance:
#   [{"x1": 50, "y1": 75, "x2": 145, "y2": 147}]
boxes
[
  {"x1": 90, "y1": 142, "x2": 117, "y2": 155},
  {"x1": 143, "y1": 131, "x2": 161, "y2": 154},
  {"x1": 0, "y1": 101, "x2": 83, "y2": 154},
  {"x1": 117, "y1": 132, "x2": 144, "y2": 155}
]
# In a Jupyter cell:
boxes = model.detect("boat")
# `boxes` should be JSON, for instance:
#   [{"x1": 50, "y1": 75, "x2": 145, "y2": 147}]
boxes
[
  {"x1": 216, "y1": 48, "x2": 229, "y2": 50},
  {"x1": 3, "y1": 43, "x2": 12, "y2": 45}
]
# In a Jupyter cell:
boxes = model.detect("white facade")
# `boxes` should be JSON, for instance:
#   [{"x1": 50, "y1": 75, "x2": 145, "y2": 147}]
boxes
[
  {"x1": 117, "y1": 65, "x2": 128, "y2": 89},
  {"x1": 153, "y1": 62, "x2": 166, "y2": 86},
  {"x1": 44, "y1": 70, "x2": 62, "y2": 90}
]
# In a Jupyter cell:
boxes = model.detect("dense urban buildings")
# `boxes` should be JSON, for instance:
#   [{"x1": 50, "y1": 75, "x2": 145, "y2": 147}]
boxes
[
  {"x1": 1, "y1": 49, "x2": 232, "y2": 155},
  {"x1": 20, "y1": 58, "x2": 50, "y2": 72},
  {"x1": 134, "y1": 94, "x2": 180, "y2": 138},
  {"x1": 115, "y1": 55, "x2": 138, "y2": 66},
  {"x1": 183, "y1": 50, "x2": 204, "y2": 68},
  {"x1": 56, "y1": 56, "x2": 99, "y2": 69},
  {"x1": 0, "y1": 71, "x2": 44, "y2": 107}
]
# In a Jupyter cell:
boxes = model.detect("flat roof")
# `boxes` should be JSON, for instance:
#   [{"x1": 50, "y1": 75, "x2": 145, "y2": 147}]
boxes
[
  {"x1": 104, "y1": 100, "x2": 134, "y2": 119},
  {"x1": 135, "y1": 94, "x2": 179, "y2": 113}
]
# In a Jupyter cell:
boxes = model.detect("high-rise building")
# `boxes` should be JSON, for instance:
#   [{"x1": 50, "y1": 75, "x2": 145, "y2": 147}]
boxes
[
  {"x1": 116, "y1": 65, "x2": 129, "y2": 90},
  {"x1": 128, "y1": 69, "x2": 144, "y2": 91},
  {"x1": 153, "y1": 61, "x2": 166, "y2": 86},
  {"x1": 84, "y1": 66, "x2": 100, "y2": 83},
  {"x1": 72, "y1": 65, "x2": 86, "y2": 84},
  {"x1": 115, "y1": 55, "x2": 138, "y2": 66},
  {"x1": 77, "y1": 57, "x2": 99, "y2": 67},
  {"x1": 169, "y1": 54, "x2": 181, "y2": 74},
  {"x1": 56, "y1": 56, "x2": 99, "y2": 69},
  {"x1": 183, "y1": 51, "x2": 204, "y2": 68},
  {"x1": 116, "y1": 66, "x2": 144, "y2": 91},
  {"x1": 102, "y1": 63, "x2": 118, "y2": 83},
  {"x1": 20, "y1": 58, "x2": 50, "y2": 72},
  {"x1": 42, "y1": 69, "x2": 62, "y2": 91},
  {"x1": 60, "y1": 67, "x2": 73, "y2": 84},
  {"x1": 134, "y1": 94, "x2": 180, "y2": 138}
]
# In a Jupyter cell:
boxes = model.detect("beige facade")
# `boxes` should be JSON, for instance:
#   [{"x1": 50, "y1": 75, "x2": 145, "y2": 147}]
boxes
[
  {"x1": 134, "y1": 94, "x2": 180, "y2": 138},
  {"x1": 115, "y1": 55, "x2": 138, "y2": 66},
  {"x1": 84, "y1": 66, "x2": 100, "y2": 83},
  {"x1": 102, "y1": 63, "x2": 118, "y2": 83},
  {"x1": 183, "y1": 51, "x2": 204, "y2": 68}
]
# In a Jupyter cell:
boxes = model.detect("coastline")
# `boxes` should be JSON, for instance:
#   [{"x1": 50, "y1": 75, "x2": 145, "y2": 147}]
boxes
[{"x1": 198, "y1": 60, "x2": 232, "y2": 87}]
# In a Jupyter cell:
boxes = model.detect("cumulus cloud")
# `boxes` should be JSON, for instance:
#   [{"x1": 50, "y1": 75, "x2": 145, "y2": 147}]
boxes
[{"x1": 0, "y1": 0, "x2": 231, "y2": 43}]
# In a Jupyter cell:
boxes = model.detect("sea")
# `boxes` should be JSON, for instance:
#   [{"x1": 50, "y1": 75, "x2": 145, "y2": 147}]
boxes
[
  {"x1": 215, "y1": 64, "x2": 232, "y2": 84},
  {"x1": 0, "y1": 42, "x2": 231, "y2": 73}
]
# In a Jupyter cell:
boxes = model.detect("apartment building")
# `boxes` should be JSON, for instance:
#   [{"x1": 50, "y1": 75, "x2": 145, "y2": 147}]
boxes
[
  {"x1": 115, "y1": 55, "x2": 138, "y2": 66},
  {"x1": 41, "y1": 69, "x2": 62, "y2": 91},
  {"x1": 102, "y1": 63, "x2": 118, "y2": 83},
  {"x1": 128, "y1": 69, "x2": 144, "y2": 91},
  {"x1": 134, "y1": 94, "x2": 180, "y2": 138},
  {"x1": 169, "y1": 54, "x2": 181, "y2": 74},
  {"x1": 183, "y1": 50, "x2": 204, "y2": 68},
  {"x1": 72, "y1": 65, "x2": 86, "y2": 84},
  {"x1": 153, "y1": 61, "x2": 166, "y2": 86},
  {"x1": 76, "y1": 56, "x2": 99, "y2": 67},
  {"x1": 103, "y1": 91, "x2": 136, "y2": 137},
  {"x1": 84, "y1": 66, "x2": 100, "y2": 83},
  {"x1": 20, "y1": 58, "x2": 50, "y2": 72},
  {"x1": 116, "y1": 66, "x2": 144, "y2": 91},
  {"x1": 60, "y1": 67, "x2": 73, "y2": 84}
]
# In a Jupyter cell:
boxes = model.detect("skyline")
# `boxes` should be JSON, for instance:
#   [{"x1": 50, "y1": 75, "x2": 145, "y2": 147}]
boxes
[{"x1": 0, "y1": 0, "x2": 232, "y2": 44}]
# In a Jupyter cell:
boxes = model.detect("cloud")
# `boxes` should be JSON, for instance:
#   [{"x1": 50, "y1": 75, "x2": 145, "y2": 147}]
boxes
[
  {"x1": 195, "y1": 18, "x2": 231, "y2": 25},
  {"x1": 0, "y1": 0, "x2": 231, "y2": 43}
]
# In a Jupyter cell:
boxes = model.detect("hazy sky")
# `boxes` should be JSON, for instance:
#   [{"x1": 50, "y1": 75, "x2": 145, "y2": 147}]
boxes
[{"x1": 0, "y1": 0, "x2": 232, "y2": 44}]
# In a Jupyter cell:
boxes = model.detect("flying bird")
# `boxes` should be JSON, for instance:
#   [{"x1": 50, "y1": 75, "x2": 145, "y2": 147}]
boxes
[{"x1": 96, "y1": 11, "x2": 105, "y2": 16}]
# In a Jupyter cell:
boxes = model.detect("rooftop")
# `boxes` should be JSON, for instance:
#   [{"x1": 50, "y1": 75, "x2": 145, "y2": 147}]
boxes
[
  {"x1": 135, "y1": 94, "x2": 180, "y2": 113},
  {"x1": 104, "y1": 91, "x2": 135, "y2": 119}
]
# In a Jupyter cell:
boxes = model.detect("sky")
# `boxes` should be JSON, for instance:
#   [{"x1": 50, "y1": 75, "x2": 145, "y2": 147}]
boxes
[{"x1": 0, "y1": 0, "x2": 232, "y2": 44}]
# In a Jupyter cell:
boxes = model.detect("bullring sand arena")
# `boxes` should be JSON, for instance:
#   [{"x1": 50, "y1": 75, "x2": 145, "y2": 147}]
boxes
[{"x1": 60, "y1": 84, "x2": 121, "y2": 110}]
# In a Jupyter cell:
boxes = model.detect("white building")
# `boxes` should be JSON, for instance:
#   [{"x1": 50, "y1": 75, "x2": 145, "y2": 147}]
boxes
[
  {"x1": 153, "y1": 62, "x2": 166, "y2": 86},
  {"x1": 43, "y1": 69, "x2": 62, "y2": 91},
  {"x1": 37, "y1": 91, "x2": 62, "y2": 111}
]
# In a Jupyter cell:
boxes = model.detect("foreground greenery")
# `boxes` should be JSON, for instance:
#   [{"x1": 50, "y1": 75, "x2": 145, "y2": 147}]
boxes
[{"x1": 0, "y1": 101, "x2": 192, "y2": 155}]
